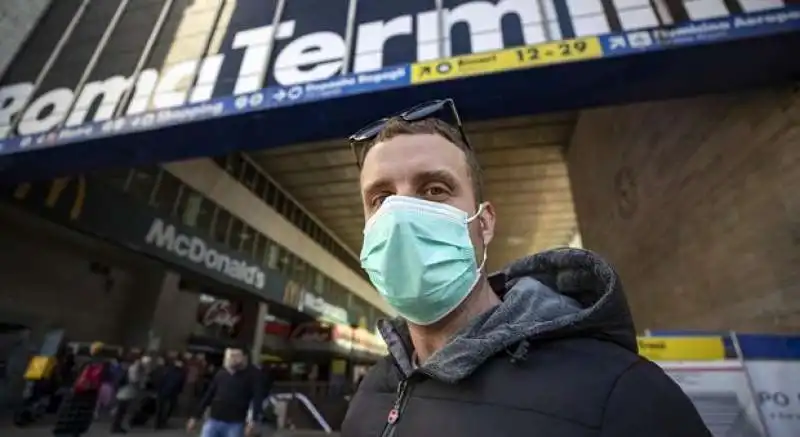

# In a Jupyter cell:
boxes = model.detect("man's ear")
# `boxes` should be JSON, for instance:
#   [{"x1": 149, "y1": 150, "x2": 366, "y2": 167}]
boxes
[{"x1": 480, "y1": 202, "x2": 496, "y2": 246}]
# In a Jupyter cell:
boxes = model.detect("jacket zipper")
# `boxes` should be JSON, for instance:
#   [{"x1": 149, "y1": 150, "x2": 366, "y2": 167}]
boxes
[{"x1": 379, "y1": 379, "x2": 412, "y2": 437}]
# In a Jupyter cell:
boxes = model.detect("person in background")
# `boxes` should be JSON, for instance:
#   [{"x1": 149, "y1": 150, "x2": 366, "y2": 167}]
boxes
[
  {"x1": 111, "y1": 354, "x2": 151, "y2": 434},
  {"x1": 191, "y1": 353, "x2": 209, "y2": 399},
  {"x1": 108, "y1": 355, "x2": 125, "y2": 391},
  {"x1": 58, "y1": 352, "x2": 77, "y2": 388},
  {"x1": 198, "y1": 363, "x2": 216, "y2": 400},
  {"x1": 148, "y1": 356, "x2": 167, "y2": 392},
  {"x1": 180, "y1": 352, "x2": 197, "y2": 416},
  {"x1": 53, "y1": 342, "x2": 109, "y2": 437},
  {"x1": 187, "y1": 347, "x2": 264, "y2": 437},
  {"x1": 94, "y1": 356, "x2": 120, "y2": 419},
  {"x1": 154, "y1": 358, "x2": 186, "y2": 429},
  {"x1": 48, "y1": 349, "x2": 76, "y2": 413}
]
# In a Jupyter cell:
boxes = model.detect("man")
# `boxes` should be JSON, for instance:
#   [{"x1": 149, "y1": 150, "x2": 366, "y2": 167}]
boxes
[
  {"x1": 187, "y1": 347, "x2": 264, "y2": 437},
  {"x1": 111, "y1": 353, "x2": 151, "y2": 434},
  {"x1": 341, "y1": 99, "x2": 712, "y2": 437},
  {"x1": 94, "y1": 355, "x2": 119, "y2": 418},
  {"x1": 154, "y1": 358, "x2": 186, "y2": 429},
  {"x1": 53, "y1": 342, "x2": 109, "y2": 437}
]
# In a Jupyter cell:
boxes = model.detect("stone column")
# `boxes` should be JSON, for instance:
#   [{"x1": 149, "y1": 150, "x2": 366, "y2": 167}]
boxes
[
  {"x1": 149, "y1": 272, "x2": 201, "y2": 352},
  {"x1": 251, "y1": 302, "x2": 268, "y2": 365},
  {"x1": 120, "y1": 270, "x2": 200, "y2": 352},
  {"x1": 118, "y1": 267, "x2": 168, "y2": 349}
]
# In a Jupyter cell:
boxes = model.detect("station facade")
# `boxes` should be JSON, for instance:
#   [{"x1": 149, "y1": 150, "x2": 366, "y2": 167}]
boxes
[{"x1": 0, "y1": 0, "x2": 797, "y2": 385}]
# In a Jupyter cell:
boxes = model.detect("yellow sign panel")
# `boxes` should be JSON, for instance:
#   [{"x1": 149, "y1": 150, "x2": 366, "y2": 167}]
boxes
[
  {"x1": 411, "y1": 37, "x2": 603, "y2": 84},
  {"x1": 637, "y1": 336, "x2": 726, "y2": 361},
  {"x1": 25, "y1": 356, "x2": 56, "y2": 381}
]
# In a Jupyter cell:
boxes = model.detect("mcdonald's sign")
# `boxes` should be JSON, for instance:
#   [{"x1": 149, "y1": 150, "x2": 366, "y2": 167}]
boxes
[{"x1": 12, "y1": 175, "x2": 87, "y2": 220}]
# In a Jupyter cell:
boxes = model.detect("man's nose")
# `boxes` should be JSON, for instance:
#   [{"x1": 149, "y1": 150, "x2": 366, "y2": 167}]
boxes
[{"x1": 394, "y1": 184, "x2": 419, "y2": 198}]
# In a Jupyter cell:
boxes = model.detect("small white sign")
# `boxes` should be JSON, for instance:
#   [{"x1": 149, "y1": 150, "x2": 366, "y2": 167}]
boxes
[
  {"x1": 747, "y1": 360, "x2": 800, "y2": 437},
  {"x1": 656, "y1": 361, "x2": 766, "y2": 437}
]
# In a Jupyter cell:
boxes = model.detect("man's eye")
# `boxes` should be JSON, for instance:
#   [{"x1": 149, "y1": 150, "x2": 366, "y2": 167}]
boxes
[
  {"x1": 423, "y1": 185, "x2": 448, "y2": 198},
  {"x1": 371, "y1": 194, "x2": 389, "y2": 208}
]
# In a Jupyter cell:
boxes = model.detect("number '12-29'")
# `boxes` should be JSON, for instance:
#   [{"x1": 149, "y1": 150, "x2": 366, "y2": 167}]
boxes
[{"x1": 515, "y1": 40, "x2": 588, "y2": 62}]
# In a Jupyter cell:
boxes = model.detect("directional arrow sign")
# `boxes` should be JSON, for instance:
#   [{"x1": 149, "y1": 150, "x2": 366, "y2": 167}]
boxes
[
  {"x1": 287, "y1": 86, "x2": 303, "y2": 100},
  {"x1": 273, "y1": 89, "x2": 287, "y2": 101}
]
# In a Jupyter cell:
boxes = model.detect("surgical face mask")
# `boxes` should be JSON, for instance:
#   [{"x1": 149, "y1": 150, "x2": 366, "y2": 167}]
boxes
[{"x1": 360, "y1": 196, "x2": 487, "y2": 325}]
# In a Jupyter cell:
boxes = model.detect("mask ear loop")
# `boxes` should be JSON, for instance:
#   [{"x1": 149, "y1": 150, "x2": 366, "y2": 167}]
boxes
[
  {"x1": 466, "y1": 202, "x2": 486, "y2": 223},
  {"x1": 468, "y1": 203, "x2": 489, "y2": 274}
]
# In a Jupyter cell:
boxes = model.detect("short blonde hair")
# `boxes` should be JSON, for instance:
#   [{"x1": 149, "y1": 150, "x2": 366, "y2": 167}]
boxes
[{"x1": 89, "y1": 342, "x2": 104, "y2": 356}]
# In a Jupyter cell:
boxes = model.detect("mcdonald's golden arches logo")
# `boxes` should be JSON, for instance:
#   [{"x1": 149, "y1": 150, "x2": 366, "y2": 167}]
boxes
[{"x1": 13, "y1": 175, "x2": 87, "y2": 220}]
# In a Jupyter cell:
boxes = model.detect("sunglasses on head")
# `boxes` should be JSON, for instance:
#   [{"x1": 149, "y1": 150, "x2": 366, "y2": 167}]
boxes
[{"x1": 348, "y1": 98, "x2": 472, "y2": 168}]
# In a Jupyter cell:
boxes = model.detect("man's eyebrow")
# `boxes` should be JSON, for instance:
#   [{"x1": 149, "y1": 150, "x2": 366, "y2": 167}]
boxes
[
  {"x1": 362, "y1": 177, "x2": 393, "y2": 197},
  {"x1": 412, "y1": 169, "x2": 459, "y2": 187}
]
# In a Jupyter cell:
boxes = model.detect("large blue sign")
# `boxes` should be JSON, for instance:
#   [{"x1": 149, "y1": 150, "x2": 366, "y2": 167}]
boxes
[
  {"x1": 1, "y1": 7, "x2": 797, "y2": 159},
  {"x1": 599, "y1": 7, "x2": 800, "y2": 56},
  {"x1": 0, "y1": 4, "x2": 797, "y2": 182},
  {"x1": 0, "y1": 65, "x2": 410, "y2": 156}
]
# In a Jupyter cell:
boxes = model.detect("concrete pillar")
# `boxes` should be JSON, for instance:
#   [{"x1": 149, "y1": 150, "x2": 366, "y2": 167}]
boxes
[
  {"x1": 118, "y1": 267, "x2": 168, "y2": 349},
  {"x1": 120, "y1": 270, "x2": 199, "y2": 351},
  {"x1": 567, "y1": 86, "x2": 800, "y2": 333},
  {"x1": 149, "y1": 272, "x2": 200, "y2": 352},
  {"x1": 251, "y1": 303, "x2": 268, "y2": 365}
]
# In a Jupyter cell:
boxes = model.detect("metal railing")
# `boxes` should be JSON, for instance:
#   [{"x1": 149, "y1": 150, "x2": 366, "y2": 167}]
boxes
[
  {"x1": 267, "y1": 392, "x2": 333, "y2": 434},
  {"x1": 263, "y1": 381, "x2": 357, "y2": 432}
]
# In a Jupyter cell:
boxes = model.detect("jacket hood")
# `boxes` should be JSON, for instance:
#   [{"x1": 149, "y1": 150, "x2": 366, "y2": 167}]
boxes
[{"x1": 377, "y1": 248, "x2": 637, "y2": 383}]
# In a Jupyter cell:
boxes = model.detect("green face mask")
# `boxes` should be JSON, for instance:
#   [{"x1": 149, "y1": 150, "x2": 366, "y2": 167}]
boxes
[{"x1": 360, "y1": 196, "x2": 487, "y2": 325}]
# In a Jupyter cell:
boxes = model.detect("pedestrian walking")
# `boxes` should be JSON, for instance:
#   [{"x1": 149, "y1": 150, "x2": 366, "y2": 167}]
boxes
[
  {"x1": 52, "y1": 342, "x2": 109, "y2": 437},
  {"x1": 110, "y1": 354, "x2": 151, "y2": 434},
  {"x1": 187, "y1": 347, "x2": 265, "y2": 437}
]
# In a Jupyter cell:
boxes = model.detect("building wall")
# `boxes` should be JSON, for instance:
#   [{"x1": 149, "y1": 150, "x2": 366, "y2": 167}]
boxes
[
  {"x1": 0, "y1": 0, "x2": 51, "y2": 77},
  {"x1": 567, "y1": 86, "x2": 800, "y2": 333},
  {"x1": 0, "y1": 205, "x2": 135, "y2": 344},
  {"x1": 0, "y1": 203, "x2": 202, "y2": 348}
]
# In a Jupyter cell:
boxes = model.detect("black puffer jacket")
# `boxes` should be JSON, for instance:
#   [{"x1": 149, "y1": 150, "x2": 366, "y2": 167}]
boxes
[{"x1": 342, "y1": 249, "x2": 712, "y2": 437}]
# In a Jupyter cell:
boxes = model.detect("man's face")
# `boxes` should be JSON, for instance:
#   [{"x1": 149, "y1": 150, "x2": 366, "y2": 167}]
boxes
[
  {"x1": 360, "y1": 133, "x2": 496, "y2": 260},
  {"x1": 224, "y1": 349, "x2": 245, "y2": 370}
]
